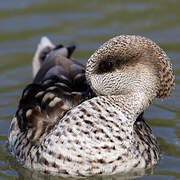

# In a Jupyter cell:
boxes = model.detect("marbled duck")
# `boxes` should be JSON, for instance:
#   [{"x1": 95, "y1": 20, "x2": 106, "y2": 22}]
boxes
[{"x1": 8, "y1": 35, "x2": 174, "y2": 177}]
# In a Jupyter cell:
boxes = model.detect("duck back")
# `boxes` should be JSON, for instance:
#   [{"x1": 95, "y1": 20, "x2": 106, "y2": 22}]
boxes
[{"x1": 16, "y1": 50, "x2": 94, "y2": 145}]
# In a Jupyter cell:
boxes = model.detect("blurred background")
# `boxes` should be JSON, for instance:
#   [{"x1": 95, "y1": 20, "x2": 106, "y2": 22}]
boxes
[{"x1": 0, "y1": 0, "x2": 179, "y2": 179}]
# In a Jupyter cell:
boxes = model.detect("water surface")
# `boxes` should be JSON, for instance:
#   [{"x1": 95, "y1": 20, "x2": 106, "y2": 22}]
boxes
[{"x1": 0, "y1": 0, "x2": 179, "y2": 179}]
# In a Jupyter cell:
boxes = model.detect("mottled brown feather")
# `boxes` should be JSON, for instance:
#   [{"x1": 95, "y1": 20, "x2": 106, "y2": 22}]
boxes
[{"x1": 16, "y1": 52, "x2": 93, "y2": 143}]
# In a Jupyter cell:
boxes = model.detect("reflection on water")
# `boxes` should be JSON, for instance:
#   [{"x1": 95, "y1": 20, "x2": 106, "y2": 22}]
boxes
[{"x1": 0, "y1": 0, "x2": 179, "y2": 179}]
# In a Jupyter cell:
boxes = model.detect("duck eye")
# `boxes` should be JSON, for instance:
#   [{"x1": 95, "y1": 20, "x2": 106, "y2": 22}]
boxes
[{"x1": 97, "y1": 60, "x2": 114, "y2": 74}]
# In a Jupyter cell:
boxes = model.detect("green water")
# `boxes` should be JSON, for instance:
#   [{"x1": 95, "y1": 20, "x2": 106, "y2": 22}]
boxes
[{"x1": 0, "y1": 0, "x2": 179, "y2": 179}]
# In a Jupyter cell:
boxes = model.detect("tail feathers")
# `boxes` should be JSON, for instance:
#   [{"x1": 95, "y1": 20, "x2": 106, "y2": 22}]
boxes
[
  {"x1": 33, "y1": 36, "x2": 55, "y2": 77},
  {"x1": 32, "y1": 36, "x2": 76, "y2": 77},
  {"x1": 39, "y1": 36, "x2": 55, "y2": 50}
]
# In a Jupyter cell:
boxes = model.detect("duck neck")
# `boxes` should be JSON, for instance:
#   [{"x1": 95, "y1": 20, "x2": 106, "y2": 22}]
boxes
[{"x1": 106, "y1": 91, "x2": 153, "y2": 123}]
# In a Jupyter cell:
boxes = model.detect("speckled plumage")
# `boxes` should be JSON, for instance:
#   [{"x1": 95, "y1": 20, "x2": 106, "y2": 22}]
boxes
[{"x1": 8, "y1": 35, "x2": 174, "y2": 177}]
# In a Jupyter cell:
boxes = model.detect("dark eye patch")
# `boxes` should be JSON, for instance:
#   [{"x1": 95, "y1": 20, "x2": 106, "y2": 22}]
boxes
[
  {"x1": 97, "y1": 60, "x2": 115, "y2": 74},
  {"x1": 95, "y1": 58, "x2": 129, "y2": 74}
]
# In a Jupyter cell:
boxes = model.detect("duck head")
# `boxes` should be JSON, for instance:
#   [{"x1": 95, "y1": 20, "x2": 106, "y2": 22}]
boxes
[{"x1": 86, "y1": 35, "x2": 174, "y2": 105}]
